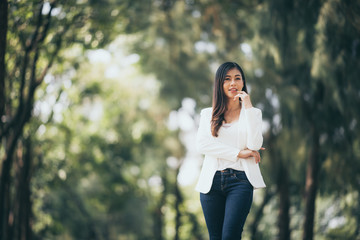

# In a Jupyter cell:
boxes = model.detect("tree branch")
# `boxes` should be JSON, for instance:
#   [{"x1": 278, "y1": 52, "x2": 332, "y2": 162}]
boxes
[
  {"x1": 0, "y1": 0, "x2": 8, "y2": 127},
  {"x1": 37, "y1": 2, "x2": 54, "y2": 44},
  {"x1": 26, "y1": 3, "x2": 44, "y2": 51},
  {"x1": 0, "y1": 2, "x2": 51, "y2": 139},
  {"x1": 36, "y1": 34, "x2": 63, "y2": 85}
]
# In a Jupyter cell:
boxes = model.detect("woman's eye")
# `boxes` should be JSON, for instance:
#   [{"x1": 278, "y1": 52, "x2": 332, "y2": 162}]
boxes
[
  {"x1": 236, "y1": 78, "x2": 241, "y2": 80},
  {"x1": 225, "y1": 78, "x2": 230, "y2": 81}
]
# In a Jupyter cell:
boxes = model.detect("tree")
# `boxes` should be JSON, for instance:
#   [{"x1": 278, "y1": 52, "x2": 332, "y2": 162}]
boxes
[
  {"x1": 249, "y1": 0, "x2": 360, "y2": 239},
  {"x1": 3, "y1": 0, "x2": 359, "y2": 239},
  {"x1": 0, "y1": 0, "x2": 150, "y2": 239}
]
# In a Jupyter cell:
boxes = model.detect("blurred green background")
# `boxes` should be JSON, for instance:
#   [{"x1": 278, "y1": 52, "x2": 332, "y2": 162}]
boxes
[{"x1": 0, "y1": 0, "x2": 359, "y2": 239}]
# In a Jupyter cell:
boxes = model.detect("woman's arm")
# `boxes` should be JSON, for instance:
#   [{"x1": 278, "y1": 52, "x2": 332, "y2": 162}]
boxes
[
  {"x1": 244, "y1": 107, "x2": 263, "y2": 150},
  {"x1": 196, "y1": 109, "x2": 240, "y2": 162},
  {"x1": 233, "y1": 92, "x2": 263, "y2": 151},
  {"x1": 237, "y1": 148, "x2": 263, "y2": 163}
]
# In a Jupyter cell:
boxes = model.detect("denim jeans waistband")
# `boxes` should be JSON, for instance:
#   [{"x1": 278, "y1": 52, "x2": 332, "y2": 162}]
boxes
[{"x1": 216, "y1": 168, "x2": 244, "y2": 175}]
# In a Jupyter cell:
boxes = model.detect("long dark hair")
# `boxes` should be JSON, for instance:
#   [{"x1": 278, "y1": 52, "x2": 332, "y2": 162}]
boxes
[{"x1": 211, "y1": 62, "x2": 248, "y2": 137}]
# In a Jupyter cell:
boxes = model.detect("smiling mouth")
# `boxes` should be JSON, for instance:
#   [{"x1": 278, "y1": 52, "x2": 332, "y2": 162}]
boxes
[{"x1": 229, "y1": 88, "x2": 238, "y2": 91}]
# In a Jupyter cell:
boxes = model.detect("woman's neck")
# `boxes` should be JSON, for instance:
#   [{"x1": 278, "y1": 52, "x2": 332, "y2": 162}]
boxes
[
  {"x1": 223, "y1": 100, "x2": 241, "y2": 123},
  {"x1": 226, "y1": 100, "x2": 241, "y2": 112}
]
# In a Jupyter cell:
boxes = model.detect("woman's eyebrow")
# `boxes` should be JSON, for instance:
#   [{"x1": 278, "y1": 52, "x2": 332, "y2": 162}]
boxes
[{"x1": 225, "y1": 74, "x2": 241, "y2": 77}]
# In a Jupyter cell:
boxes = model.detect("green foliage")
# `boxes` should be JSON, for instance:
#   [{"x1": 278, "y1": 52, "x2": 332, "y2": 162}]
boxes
[
  {"x1": 3, "y1": 0, "x2": 360, "y2": 239},
  {"x1": 30, "y1": 51, "x2": 183, "y2": 239}
]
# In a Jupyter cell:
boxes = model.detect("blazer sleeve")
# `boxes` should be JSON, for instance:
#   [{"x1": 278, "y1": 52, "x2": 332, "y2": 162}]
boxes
[
  {"x1": 196, "y1": 108, "x2": 240, "y2": 162},
  {"x1": 244, "y1": 107, "x2": 263, "y2": 150}
]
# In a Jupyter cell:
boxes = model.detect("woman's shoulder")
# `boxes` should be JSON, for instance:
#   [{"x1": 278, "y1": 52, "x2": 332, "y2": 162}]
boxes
[
  {"x1": 200, "y1": 107, "x2": 212, "y2": 116},
  {"x1": 244, "y1": 106, "x2": 262, "y2": 115}
]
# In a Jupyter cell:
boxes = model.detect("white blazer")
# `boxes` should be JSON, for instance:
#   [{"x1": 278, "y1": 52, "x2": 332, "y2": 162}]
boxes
[{"x1": 195, "y1": 107, "x2": 266, "y2": 193}]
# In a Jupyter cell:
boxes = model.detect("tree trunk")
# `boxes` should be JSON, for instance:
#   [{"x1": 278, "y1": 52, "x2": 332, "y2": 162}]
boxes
[
  {"x1": 278, "y1": 162, "x2": 290, "y2": 240},
  {"x1": 250, "y1": 189, "x2": 274, "y2": 240},
  {"x1": 265, "y1": 131, "x2": 291, "y2": 240},
  {"x1": 174, "y1": 173, "x2": 182, "y2": 240},
  {"x1": 188, "y1": 212, "x2": 204, "y2": 240},
  {"x1": 0, "y1": 0, "x2": 7, "y2": 120},
  {"x1": 13, "y1": 137, "x2": 33, "y2": 240},
  {"x1": 153, "y1": 172, "x2": 167, "y2": 240},
  {"x1": 302, "y1": 127, "x2": 320, "y2": 240},
  {"x1": 0, "y1": 60, "x2": 35, "y2": 240},
  {"x1": 0, "y1": 133, "x2": 18, "y2": 240},
  {"x1": 355, "y1": 191, "x2": 360, "y2": 239}
]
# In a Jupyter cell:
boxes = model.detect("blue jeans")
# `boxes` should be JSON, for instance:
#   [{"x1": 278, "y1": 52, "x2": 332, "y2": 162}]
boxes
[{"x1": 200, "y1": 169, "x2": 253, "y2": 240}]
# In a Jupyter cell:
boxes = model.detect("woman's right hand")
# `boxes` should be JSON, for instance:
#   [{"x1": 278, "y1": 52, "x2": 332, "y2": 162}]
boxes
[{"x1": 237, "y1": 148, "x2": 265, "y2": 164}]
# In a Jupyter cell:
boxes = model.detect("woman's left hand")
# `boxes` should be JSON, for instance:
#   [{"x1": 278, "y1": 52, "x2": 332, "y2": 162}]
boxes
[
  {"x1": 238, "y1": 147, "x2": 265, "y2": 164},
  {"x1": 234, "y1": 91, "x2": 253, "y2": 109}
]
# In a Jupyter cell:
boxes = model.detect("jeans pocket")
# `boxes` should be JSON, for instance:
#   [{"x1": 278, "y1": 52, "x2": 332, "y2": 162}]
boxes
[{"x1": 233, "y1": 172, "x2": 248, "y2": 183}]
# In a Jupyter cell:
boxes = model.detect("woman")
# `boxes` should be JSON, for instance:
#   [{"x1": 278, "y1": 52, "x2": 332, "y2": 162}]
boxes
[{"x1": 196, "y1": 62, "x2": 266, "y2": 240}]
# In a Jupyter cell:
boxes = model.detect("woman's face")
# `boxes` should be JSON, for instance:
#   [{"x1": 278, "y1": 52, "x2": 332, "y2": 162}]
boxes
[{"x1": 223, "y1": 68, "x2": 244, "y2": 100}]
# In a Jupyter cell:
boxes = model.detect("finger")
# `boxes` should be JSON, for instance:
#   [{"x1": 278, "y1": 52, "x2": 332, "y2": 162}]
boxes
[
  {"x1": 239, "y1": 91, "x2": 249, "y2": 97},
  {"x1": 253, "y1": 152, "x2": 260, "y2": 163},
  {"x1": 255, "y1": 155, "x2": 260, "y2": 164},
  {"x1": 260, "y1": 147, "x2": 266, "y2": 151},
  {"x1": 235, "y1": 94, "x2": 245, "y2": 101},
  {"x1": 257, "y1": 153, "x2": 261, "y2": 163},
  {"x1": 233, "y1": 94, "x2": 241, "y2": 101},
  {"x1": 239, "y1": 93, "x2": 250, "y2": 101}
]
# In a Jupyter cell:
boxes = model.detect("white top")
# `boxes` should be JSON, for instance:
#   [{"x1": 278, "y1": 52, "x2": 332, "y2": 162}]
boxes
[
  {"x1": 195, "y1": 107, "x2": 266, "y2": 193},
  {"x1": 217, "y1": 121, "x2": 245, "y2": 171}
]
